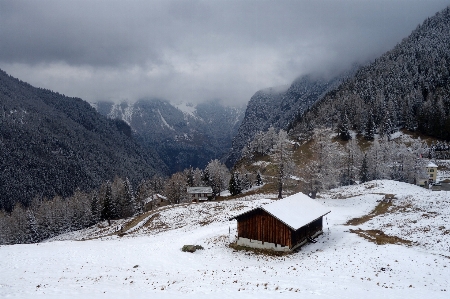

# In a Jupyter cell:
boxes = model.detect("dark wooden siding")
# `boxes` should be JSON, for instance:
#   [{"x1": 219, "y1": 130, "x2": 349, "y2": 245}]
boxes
[
  {"x1": 236, "y1": 211, "x2": 324, "y2": 249},
  {"x1": 291, "y1": 217, "x2": 323, "y2": 247},
  {"x1": 236, "y1": 209, "x2": 292, "y2": 248}
]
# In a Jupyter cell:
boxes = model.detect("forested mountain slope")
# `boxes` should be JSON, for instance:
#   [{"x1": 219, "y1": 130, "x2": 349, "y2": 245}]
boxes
[
  {"x1": 0, "y1": 69, "x2": 166, "y2": 212},
  {"x1": 225, "y1": 72, "x2": 351, "y2": 167},
  {"x1": 292, "y1": 6, "x2": 450, "y2": 141},
  {"x1": 94, "y1": 99, "x2": 244, "y2": 173}
]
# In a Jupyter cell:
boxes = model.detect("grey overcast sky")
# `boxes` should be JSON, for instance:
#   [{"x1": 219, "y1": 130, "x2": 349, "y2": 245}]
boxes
[{"x1": 0, "y1": 0, "x2": 449, "y2": 106}]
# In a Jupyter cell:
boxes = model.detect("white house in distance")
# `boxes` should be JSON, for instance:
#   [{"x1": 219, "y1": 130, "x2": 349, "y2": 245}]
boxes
[
  {"x1": 417, "y1": 161, "x2": 438, "y2": 187},
  {"x1": 427, "y1": 162, "x2": 438, "y2": 183},
  {"x1": 187, "y1": 187, "x2": 213, "y2": 202}
]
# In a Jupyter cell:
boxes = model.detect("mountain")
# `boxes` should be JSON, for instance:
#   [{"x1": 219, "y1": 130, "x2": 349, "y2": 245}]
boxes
[
  {"x1": 291, "y1": 6, "x2": 450, "y2": 141},
  {"x1": 93, "y1": 99, "x2": 244, "y2": 173},
  {"x1": 225, "y1": 72, "x2": 351, "y2": 167},
  {"x1": 0, "y1": 69, "x2": 166, "y2": 212}
]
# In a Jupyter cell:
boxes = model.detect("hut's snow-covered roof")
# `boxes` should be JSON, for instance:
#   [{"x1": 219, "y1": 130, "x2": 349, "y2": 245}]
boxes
[
  {"x1": 187, "y1": 187, "x2": 213, "y2": 194},
  {"x1": 230, "y1": 192, "x2": 331, "y2": 231}
]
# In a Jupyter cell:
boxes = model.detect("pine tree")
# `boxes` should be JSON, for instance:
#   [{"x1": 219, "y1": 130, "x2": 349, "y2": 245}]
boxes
[
  {"x1": 364, "y1": 111, "x2": 375, "y2": 140},
  {"x1": 242, "y1": 173, "x2": 252, "y2": 190},
  {"x1": 122, "y1": 178, "x2": 136, "y2": 217},
  {"x1": 228, "y1": 173, "x2": 242, "y2": 196},
  {"x1": 338, "y1": 109, "x2": 351, "y2": 141},
  {"x1": 101, "y1": 182, "x2": 114, "y2": 226},
  {"x1": 185, "y1": 167, "x2": 194, "y2": 187},
  {"x1": 256, "y1": 172, "x2": 263, "y2": 186},
  {"x1": 90, "y1": 192, "x2": 101, "y2": 225},
  {"x1": 360, "y1": 153, "x2": 369, "y2": 183}
]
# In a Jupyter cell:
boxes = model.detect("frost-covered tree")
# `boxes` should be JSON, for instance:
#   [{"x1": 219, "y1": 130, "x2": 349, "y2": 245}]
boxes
[
  {"x1": 164, "y1": 172, "x2": 188, "y2": 204},
  {"x1": 205, "y1": 159, "x2": 230, "y2": 196},
  {"x1": 192, "y1": 168, "x2": 204, "y2": 187},
  {"x1": 242, "y1": 127, "x2": 280, "y2": 160},
  {"x1": 301, "y1": 131, "x2": 340, "y2": 197},
  {"x1": 340, "y1": 139, "x2": 362, "y2": 186},
  {"x1": 270, "y1": 130, "x2": 295, "y2": 199},
  {"x1": 185, "y1": 167, "x2": 195, "y2": 187}
]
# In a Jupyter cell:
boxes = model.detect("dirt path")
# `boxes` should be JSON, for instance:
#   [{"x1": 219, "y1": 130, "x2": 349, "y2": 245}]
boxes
[
  {"x1": 82, "y1": 203, "x2": 191, "y2": 240},
  {"x1": 117, "y1": 203, "x2": 191, "y2": 236}
]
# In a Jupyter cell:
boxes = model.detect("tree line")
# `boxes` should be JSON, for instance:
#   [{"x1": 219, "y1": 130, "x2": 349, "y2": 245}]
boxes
[
  {"x1": 0, "y1": 158, "x2": 264, "y2": 245},
  {"x1": 242, "y1": 127, "x2": 429, "y2": 199}
]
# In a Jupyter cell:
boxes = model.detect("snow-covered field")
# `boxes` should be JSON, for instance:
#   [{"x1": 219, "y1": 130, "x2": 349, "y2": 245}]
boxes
[{"x1": 1, "y1": 181, "x2": 449, "y2": 299}]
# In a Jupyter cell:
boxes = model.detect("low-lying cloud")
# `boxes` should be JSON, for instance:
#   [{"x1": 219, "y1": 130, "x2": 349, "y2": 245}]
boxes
[{"x1": 0, "y1": 0, "x2": 448, "y2": 106}]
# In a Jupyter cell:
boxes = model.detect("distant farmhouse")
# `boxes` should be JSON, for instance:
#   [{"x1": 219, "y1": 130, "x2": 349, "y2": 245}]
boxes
[
  {"x1": 187, "y1": 187, "x2": 213, "y2": 202},
  {"x1": 426, "y1": 162, "x2": 438, "y2": 183},
  {"x1": 229, "y1": 192, "x2": 330, "y2": 252},
  {"x1": 417, "y1": 161, "x2": 438, "y2": 187}
]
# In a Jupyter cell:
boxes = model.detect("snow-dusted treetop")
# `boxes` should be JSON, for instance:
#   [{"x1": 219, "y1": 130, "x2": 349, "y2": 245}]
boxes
[{"x1": 230, "y1": 192, "x2": 330, "y2": 230}]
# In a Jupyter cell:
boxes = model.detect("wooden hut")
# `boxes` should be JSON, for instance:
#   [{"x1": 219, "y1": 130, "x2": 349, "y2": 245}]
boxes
[{"x1": 229, "y1": 192, "x2": 330, "y2": 252}]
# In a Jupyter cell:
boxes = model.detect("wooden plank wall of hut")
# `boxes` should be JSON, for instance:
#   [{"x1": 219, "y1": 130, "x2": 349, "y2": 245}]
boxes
[
  {"x1": 291, "y1": 217, "x2": 323, "y2": 247},
  {"x1": 237, "y1": 209, "x2": 292, "y2": 248}
]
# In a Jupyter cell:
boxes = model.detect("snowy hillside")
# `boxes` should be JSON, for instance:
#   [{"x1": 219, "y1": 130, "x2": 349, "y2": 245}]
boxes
[{"x1": 1, "y1": 181, "x2": 449, "y2": 299}]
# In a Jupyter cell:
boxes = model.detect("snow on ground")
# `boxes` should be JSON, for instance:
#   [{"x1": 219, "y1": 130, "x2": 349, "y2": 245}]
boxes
[{"x1": 1, "y1": 183, "x2": 449, "y2": 299}]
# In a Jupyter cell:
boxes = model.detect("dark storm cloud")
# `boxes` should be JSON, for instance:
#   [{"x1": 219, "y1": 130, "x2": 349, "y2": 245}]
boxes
[{"x1": 0, "y1": 0, "x2": 449, "y2": 105}]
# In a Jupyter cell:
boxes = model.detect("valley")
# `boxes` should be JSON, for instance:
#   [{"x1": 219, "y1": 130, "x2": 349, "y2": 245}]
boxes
[{"x1": 2, "y1": 3, "x2": 450, "y2": 299}]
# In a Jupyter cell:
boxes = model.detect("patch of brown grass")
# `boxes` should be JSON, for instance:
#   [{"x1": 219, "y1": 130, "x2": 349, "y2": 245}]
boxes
[
  {"x1": 346, "y1": 201, "x2": 393, "y2": 226},
  {"x1": 399, "y1": 128, "x2": 439, "y2": 146},
  {"x1": 350, "y1": 228, "x2": 413, "y2": 246},
  {"x1": 356, "y1": 135, "x2": 373, "y2": 152}
]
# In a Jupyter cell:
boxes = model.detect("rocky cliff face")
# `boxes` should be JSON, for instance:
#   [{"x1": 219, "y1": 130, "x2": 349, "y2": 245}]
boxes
[
  {"x1": 225, "y1": 73, "x2": 349, "y2": 167},
  {"x1": 94, "y1": 99, "x2": 245, "y2": 173}
]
